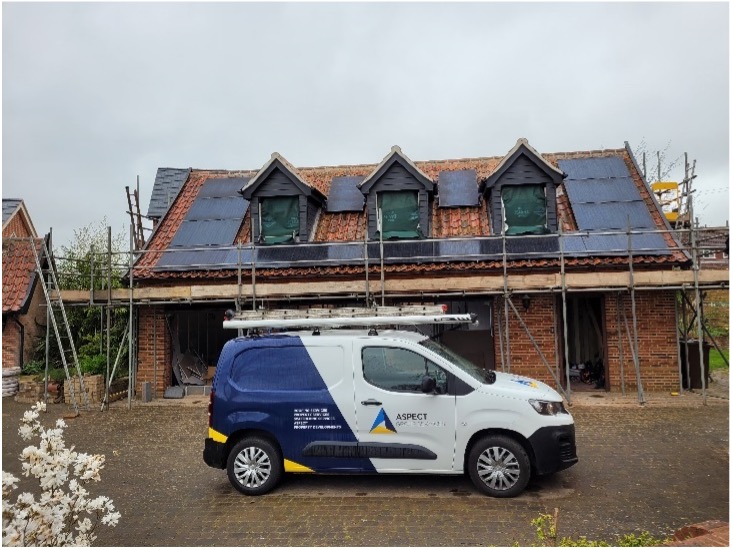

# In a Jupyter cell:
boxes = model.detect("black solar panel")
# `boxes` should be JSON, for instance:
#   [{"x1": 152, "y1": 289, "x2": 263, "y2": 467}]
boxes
[
  {"x1": 557, "y1": 156, "x2": 629, "y2": 180},
  {"x1": 437, "y1": 170, "x2": 479, "y2": 207},
  {"x1": 326, "y1": 177, "x2": 365, "y2": 212},
  {"x1": 197, "y1": 178, "x2": 250, "y2": 198},
  {"x1": 169, "y1": 219, "x2": 244, "y2": 248},
  {"x1": 557, "y1": 156, "x2": 668, "y2": 256},
  {"x1": 564, "y1": 177, "x2": 639, "y2": 203},
  {"x1": 186, "y1": 197, "x2": 248, "y2": 220},
  {"x1": 438, "y1": 239, "x2": 482, "y2": 258}
]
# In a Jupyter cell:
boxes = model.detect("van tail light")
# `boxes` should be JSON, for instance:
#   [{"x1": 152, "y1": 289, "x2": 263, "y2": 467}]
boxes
[{"x1": 208, "y1": 390, "x2": 215, "y2": 428}]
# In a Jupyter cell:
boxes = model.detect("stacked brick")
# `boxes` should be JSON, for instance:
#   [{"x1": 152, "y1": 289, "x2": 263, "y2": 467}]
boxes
[{"x1": 64, "y1": 374, "x2": 104, "y2": 405}]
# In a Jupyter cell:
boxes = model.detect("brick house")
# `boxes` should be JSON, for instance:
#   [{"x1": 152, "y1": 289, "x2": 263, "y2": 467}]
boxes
[
  {"x1": 129, "y1": 139, "x2": 720, "y2": 399},
  {"x1": 2, "y1": 199, "x2": 48, "y2": 370}
]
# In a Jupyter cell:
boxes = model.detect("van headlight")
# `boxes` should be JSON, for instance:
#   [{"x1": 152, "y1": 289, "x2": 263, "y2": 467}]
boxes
[{"x1": 529, "y1": 399, "x2": 567, "y2": 416}]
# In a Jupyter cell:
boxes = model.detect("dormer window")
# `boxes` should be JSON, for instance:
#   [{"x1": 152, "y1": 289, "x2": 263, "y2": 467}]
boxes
[
  {"x1": 241, "y1": 153, "x2": 325, "y2": 245},
  {"x1": 359, "y1": 146, "x2": 435, "y2": 240},
  {"x1": 260, "y1": 196, "x2": 300, "y2": 244},
  {"x1": 502, "y1": 185, "x2": 548, "y2": 235},
  {"x1": 480, "y1": 139, "x2": 565, "y2": 236},
  {"x1": 378, "y1": 191, "x2": 421, "y2": 239}
]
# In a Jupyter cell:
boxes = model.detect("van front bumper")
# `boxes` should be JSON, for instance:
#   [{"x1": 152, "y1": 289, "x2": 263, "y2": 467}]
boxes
[
  {"x1": 528, "y1": 423, "x2": 578, "y2": 475},
  {"x1": 203, "y1": 438, "x2": 227, "y2": 469}
]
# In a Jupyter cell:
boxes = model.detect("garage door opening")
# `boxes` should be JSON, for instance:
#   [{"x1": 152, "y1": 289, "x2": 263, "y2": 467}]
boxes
[{"x1": 561, "y1": 295, "x2": 607, "y2": 392}]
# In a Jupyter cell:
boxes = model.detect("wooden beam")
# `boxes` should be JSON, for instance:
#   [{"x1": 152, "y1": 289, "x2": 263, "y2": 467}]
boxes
[{"x1": 57, "y1": 268, "x2": 729, "y2": 304}]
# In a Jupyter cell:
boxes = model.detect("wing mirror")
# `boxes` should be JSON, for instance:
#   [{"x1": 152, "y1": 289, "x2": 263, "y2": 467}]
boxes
[{"x1": 421, "y1": 375, "x2": 437, "y2": 394}]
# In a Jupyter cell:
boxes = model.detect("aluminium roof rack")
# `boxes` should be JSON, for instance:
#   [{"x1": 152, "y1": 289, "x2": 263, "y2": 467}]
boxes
[{"x1": 222, "y1": 304, "x2": 476, "y2": 330}]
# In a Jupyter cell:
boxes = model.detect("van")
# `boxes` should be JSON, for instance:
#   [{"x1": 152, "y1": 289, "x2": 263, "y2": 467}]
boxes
[{"x1": 203, "y1": 327, "x2": 577, "y2": 498}]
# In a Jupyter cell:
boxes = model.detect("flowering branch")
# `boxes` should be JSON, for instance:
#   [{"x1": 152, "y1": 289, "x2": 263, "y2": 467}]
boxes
[{"x1": 2, "y1": 402, "x2": 120, "y2": 546}]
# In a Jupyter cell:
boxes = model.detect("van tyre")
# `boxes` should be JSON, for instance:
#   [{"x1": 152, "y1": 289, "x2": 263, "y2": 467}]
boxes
[
  {"x1": 468, "y1": 435, "x2": 530, "y2": 498},
  {"x1": 226, "y1": 437, "x2": 283, "y2": 496}
]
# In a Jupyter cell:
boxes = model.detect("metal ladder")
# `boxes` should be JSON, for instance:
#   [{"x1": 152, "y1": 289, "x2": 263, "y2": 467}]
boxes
[{"x1": 30, "y1": 237, "x2": 89, "y2": 413}]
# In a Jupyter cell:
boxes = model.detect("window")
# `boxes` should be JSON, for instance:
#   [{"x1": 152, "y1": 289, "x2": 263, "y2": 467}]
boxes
[
  {"x1": 501, "y1": 185, "x2": 548, "y2": 235},
  {"x1": 377, "y1": 191, "x2": 420, "y2": 239},
  {"x1": 362, "y1": 347, "x2": 447, "y2": 394},
  {"x1": 260, "y1": 196, "x2": 300, "y2": 244}
]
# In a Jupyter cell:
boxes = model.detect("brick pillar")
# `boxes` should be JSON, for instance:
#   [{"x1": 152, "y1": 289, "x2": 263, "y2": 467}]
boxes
[
  {"x1": 604, "y1": 290, "x2": 679, "y2": 392},
  {"x1": 137, "y1": 306, "x2": 171, "y2": 398},
  {"x1": 492, "y1": 294, "x2": 561, "y2": 386},
  {"x1": 2, "y1": 319, "x2": 21, "y2": 369}
]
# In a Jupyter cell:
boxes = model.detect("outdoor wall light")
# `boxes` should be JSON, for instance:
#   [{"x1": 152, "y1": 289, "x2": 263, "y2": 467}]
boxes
[{"x1": 521, "y1": 294, "x2": 531, "y2": 311}]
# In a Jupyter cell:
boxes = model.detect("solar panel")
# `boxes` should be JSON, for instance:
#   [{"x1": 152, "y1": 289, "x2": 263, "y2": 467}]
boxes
[
  {"x1": 197, "y1": 178, "x2": 250, "y2": 198},
  {"x1": 437, "y1": 170, "x2": 479, "y2": 207},
  {"x1": 557, "y1": 156, "x2": 629, "y2": 180},
  {"x1": 506, "y1": 235, "x2": 560, "y2": 256},
  {"x1": 573, "y1": 202, "x2": 657, "y2": 231},
  {"x1": 186, "y1": 197, "x2": 249, "y2": 219},
  {"x1": 438, "y1": 239, "x2": 482, "y2": 258},
  {"x1": 326, "y1": 177, "x2": 365, "y2": 212},
  {"x1": 564, "y1": 177, "x2": 640, "y2": 203},
  {"x1": 169, "y1": 219, "x2": 244, "y2": 248}
]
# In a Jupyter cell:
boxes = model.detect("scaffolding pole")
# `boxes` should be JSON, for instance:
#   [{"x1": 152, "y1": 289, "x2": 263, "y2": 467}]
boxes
[
  {"x1": 627, "y1": 219, "x2": 645, "y2": 405},
  {"x1": 496, "y1": 302, "x2": 506, "y2": 373},
  {"x1": 559, "y1": 224, "x2": 572, "y2": 401},
  {"x1": 501, "y1": 228, "x2": 511, "y2": 373},
  {"x1": 691, "y1": 217, "x2": 707, "y2": 404},
  {"x1": 674, "y1": 290, "x2": 683, "y2": 394},
  {"x1": 127, "y1": 224, "x2": 134, "y2": 410}
]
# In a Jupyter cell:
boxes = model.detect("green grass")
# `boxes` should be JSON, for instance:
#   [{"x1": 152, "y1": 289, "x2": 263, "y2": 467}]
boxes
[{"x1": 709, "y1": 347, "x2": 730, "y2": 371}]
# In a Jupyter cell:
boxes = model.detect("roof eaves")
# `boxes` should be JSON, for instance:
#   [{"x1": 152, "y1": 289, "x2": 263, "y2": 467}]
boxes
[{"x1": 241, "y1": 153, "x2": 325, "y2": 200}]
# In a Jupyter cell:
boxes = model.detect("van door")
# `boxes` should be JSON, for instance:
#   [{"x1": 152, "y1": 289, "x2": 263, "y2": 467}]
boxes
[{"x1": 353, "y1": 342, "x2": 456, "y2": 473}]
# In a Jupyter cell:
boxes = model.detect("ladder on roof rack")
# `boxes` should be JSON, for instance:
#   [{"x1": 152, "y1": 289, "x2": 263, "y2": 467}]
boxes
[{"x1": 222, "y1": 305, "x2": 476, "y2": 330}]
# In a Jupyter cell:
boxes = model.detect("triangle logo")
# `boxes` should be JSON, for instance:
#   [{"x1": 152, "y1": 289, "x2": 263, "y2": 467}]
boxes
[{"x1": 370, "y1": 408, "x2": 397, "y2": 434}]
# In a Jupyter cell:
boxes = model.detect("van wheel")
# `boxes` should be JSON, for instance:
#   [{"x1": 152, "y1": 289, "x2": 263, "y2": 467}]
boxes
[
  {"x1": 468, "y1": 435, "x2": 530, "y2": 498},
  {"x1": 226, "y1": 437, "x2": 283, "y2": 496}
]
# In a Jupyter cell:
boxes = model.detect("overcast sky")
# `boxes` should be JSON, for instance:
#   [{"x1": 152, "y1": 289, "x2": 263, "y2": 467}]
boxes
[{"x1": 3, "y1": 2, "x2": 729, "y2": 249}]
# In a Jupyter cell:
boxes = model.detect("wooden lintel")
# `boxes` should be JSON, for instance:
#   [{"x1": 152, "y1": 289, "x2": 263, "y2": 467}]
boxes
[{"x1": 56, "y1": 268, "x2": 729, "y2": 304}]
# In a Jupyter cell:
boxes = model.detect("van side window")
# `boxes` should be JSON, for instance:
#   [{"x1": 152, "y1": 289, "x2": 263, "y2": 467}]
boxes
[
  {"x1": 362, "y1": 347, "x2": 447, "y2": 394},
  {"x1": 230, "y1": 345, "x2": 328, "y2": 391}
]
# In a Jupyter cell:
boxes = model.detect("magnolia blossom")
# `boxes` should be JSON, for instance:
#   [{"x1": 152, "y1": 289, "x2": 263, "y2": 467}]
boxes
[{"x1": 2, "y1": 402, "x2": 121, "y2": 547}]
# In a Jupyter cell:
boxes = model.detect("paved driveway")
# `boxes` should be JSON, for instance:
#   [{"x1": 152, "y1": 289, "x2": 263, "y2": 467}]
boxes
[{"x1": 2, "y1": 396, "x2": 728, "y2": 546}]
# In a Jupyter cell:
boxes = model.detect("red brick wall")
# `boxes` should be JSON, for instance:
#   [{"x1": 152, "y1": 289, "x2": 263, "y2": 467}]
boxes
[
  {"x1": 492, "y1": 290, "x2": 680, "y2": 393},
  {"x1": 2, "y1": 320, "x2": 22, "y2": 368},
  {"x1": 492, "y1": 294, "x2": 561, "y2": 385},
  {"x1": 605, "y1": 290, "x2": 679, "y2": 392},
  {"x1": 2, "y1": 211, "x2": 32, "y2": 239},
  {"x1": 136, "y1": 306, "x2": 171, "y2": 396}
]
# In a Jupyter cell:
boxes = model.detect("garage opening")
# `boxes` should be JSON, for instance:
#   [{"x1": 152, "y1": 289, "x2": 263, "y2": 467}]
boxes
[{"x1": 561, "y1": 295, "x2": 607, "y2": 391}]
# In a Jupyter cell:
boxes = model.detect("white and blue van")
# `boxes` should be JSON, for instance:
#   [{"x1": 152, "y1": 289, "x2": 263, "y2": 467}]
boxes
[{"x1": 203, "y1": 324, "x2": 577, "y2": 498}]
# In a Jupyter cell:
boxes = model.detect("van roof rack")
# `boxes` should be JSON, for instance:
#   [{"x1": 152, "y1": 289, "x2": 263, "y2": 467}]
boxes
[{"x1": 222, "y1": 305, "x2": 476, "y2": 330}]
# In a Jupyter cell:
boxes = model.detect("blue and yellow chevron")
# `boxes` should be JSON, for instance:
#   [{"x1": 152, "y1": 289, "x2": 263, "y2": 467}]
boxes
[{"x1": 370, "y1": 408, "x2": 397, "y2": 434}]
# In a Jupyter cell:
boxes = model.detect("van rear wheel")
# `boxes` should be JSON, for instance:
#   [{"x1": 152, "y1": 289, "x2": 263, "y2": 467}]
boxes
[
  {"x1": 468, "y1": 435, "x2": 530, "y2": 498},
  {"x1": 226, "y1": 437, "x2": 283, "y2": 496}
]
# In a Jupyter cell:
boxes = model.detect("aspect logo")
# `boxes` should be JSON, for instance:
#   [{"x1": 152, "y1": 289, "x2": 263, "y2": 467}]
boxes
[{"x1": 370, "y1": 408, "x2": 397, "y2": 434}]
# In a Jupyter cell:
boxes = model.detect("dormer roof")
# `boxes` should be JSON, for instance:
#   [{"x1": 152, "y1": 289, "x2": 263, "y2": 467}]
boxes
[
  {"x1": 241, "y1": 152, "x2": 326, "y2": 201},
  {"x1": 358, "y1": 146, "x2": 435, "y2": 194},
  {"x1": 481, "y1": 138, "x2": 565, "y2": 192}
]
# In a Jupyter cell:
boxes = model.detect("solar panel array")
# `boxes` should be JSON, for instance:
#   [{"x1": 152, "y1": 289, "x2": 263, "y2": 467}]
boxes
[
  {"x1": 326, "y1": 176, "x2": 365, "y2": 212},
  {"x1": 157, "y1": 178, "x2": 250, "y2": 269},
  {"x1": 557, "y1": 156, "x2": 668, "y2": 255},
  {"x1": 437, "y1": 170, "x2": 479, "y2": 207},
  {"x1": 151, "y1": 156, "x2": 672, "y2": 272}
]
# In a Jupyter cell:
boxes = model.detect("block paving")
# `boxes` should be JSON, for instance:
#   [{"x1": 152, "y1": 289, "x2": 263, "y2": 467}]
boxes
[{"x1": 1, "y1": 393, "x2": 728, "y2": 547}]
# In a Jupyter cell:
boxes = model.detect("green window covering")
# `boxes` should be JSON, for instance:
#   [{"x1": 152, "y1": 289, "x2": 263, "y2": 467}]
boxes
[
  {"x1": 260, "y1": 196, "x2": 300, "y2": 244},
  {"x1": 502, "y1": 185, "x2": 548, "y2": 236},
  {"x1": 378, "y1": 191, "x2": 420, "y2": 239}
]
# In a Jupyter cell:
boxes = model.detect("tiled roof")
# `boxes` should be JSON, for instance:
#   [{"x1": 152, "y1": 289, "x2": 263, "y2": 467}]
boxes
[
  {"x1": 2, "y1": 237, "x2": 44, "y2": 314},
  {"x1": 133, "y1": 145, "x2": 688, "y2": 281}
]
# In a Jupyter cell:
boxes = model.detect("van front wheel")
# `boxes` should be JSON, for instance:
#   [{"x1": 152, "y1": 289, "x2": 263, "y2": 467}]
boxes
[
  {"x1": 226, "y1": 437, "x2": 283, "y2": 496},
  {"x1": 468, "y1": 435, "x2": 530, "y2": 498}
]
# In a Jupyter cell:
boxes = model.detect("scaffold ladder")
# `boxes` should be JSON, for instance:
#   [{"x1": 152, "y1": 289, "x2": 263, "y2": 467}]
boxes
[
  {"x1": 30, "y1": 238, "x2": 90, "y2": 413},
  {"x1": 223, "y1": 304, "x2": 476, "y2": 330}
]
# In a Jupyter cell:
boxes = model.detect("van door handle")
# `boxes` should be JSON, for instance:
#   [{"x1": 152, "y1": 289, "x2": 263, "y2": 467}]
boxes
[{"x1": 361, "y1": 399, "x2": 382, "y2": 406}]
